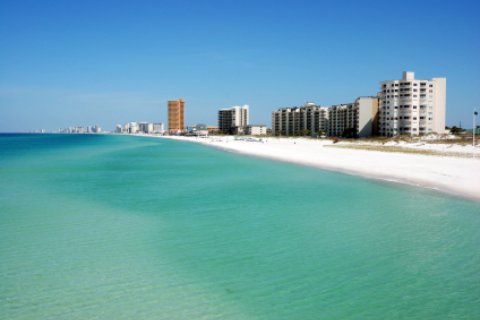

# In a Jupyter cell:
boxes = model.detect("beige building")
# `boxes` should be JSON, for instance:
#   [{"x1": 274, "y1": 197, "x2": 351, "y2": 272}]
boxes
[
  {"x1": 356, "y1": 97, "x2": 379, "y2": 137},
  {"x1": 218, "y1": 105, "x2": 249, "y2": 134},
  {"x1": 246, "y1": 125, "x2": 267, "y2": 136},
  {"x1": 379, "y1": 72, "x2": 446, "y2": 136},
  {"x1": 168, "y1": 98, "x2": 185, "y2": 134},
  {"x1": 272, "y1": 98, "x2": 378, "y2": 137},
  {"x1": 328, "y1": 97, "x2": 378, "y2": 137},
  {"x1": 272, "y1": 103, "x2": 329, "y2": 136},
  {"x1": 328, "y1": 103, "x2": 354, "y2": 137}
]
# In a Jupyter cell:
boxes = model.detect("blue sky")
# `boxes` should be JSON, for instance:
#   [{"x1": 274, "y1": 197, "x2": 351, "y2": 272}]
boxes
[{"x1": 1, "y1": 0, "x2": 479, "y2": 131}]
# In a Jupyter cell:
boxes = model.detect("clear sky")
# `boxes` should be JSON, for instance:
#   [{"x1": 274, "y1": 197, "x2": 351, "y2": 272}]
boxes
[{"x1": 1, "y1": 0, "x2": 479, "y2": 132}]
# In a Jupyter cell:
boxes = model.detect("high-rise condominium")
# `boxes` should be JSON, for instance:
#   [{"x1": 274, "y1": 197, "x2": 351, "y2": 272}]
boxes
[
  {"x1": 379, "y1": 72, "x2": 446, "y2": 136},
  {"x1": 272, "y1": 103, "x2": 329, "y2": 136},
  {"x1": 218, "y1": 105, "x2": 249, "y2": 134},
  {"x1": 272, "y1": 97, "x2": 378, "y2": 138},
  {"x1": 328, "y1": 97, "x2": 379, "y2": 138},
  {"x1": 168, "y1": 98, "x2": 185, "y2": 134}
]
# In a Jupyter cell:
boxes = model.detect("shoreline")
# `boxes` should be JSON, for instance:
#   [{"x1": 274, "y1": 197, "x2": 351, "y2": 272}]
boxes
[{"x1": 151, "y1": 135, "x2": 480, "y2": 202}]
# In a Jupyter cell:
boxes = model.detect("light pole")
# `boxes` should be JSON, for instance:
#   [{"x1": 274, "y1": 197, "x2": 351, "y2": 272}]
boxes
[{"x1": 474, "y1": 109, "x2": 478, "y2": 147}]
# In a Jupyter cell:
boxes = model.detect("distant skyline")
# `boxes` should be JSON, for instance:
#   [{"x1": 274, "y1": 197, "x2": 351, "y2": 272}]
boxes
[{"x1": 1, "y1": 0, "x2": 479, "y2": 132}]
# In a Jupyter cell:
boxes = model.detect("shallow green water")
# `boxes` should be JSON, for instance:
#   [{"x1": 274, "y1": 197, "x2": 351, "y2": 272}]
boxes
[{"x1": 1, "y1": 134, "x2": 479, "y2": 319}]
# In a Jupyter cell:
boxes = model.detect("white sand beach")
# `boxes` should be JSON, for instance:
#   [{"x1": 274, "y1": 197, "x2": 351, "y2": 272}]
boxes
[{"x1": 158, "y1": 135, "x2": 480, "y2": 201}]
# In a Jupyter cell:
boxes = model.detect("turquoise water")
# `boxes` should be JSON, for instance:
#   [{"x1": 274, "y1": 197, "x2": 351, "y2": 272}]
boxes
[{"x1": 1, "y1": 134, "x2": 479, "y2": 319}]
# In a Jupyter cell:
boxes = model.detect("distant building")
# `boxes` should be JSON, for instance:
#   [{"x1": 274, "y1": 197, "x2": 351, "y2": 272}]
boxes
[
  {"x1": 192, "y1": 124, "x2": 209, "y2": 136},
  {"x1": 379, "y1": 71, "x2": 446, "y2": 136},
  {"x1": 92, "y1": 125, "x2": 102, "y2": 133},
  {"x1": 116, "y1": 122, "x2": 164, "y2": 134},
  {"x1": 272, "y1": 102, "x2": 329, "y2": 136},
  {"x1": 246, "y1": 125, "x2": 267, "y2": 136},
  {"x1": 233, "y1": 126, "x2": 246, "y2": 135},
  {"x1": 207, "y1": 125, "x2": 219, "y2": 134},
  {"x1": 355, "y1": 97, "x2": 379, "y2": 137},
  {"x1": 328, "y1": 103, "x2": 355, "y2": 137},
  {"x1": 58, "y1": 125, "x2": 102, "y2": 134},
  {"x1": 272, "y1": 98, "x2": 378, "y2": 138},
  {"x1": 152, "y1": 123, "x2": 165, "y2": 135},
  {"x1": 218, "y1": 105, "x2": 249, "y2": 134},
  {"x1": 328, "y1": 97, "x2": 378, "y2": 138},
  {"x1": 128, "y1": 122, "x2": 139, "y2": 134},
  {"x1": 138, "y1": 122, "x2": 153, "y2": 134},
  {"x1": 185, "y1": 124, "x2": 209, "y2": 136},
  {"x1": 168, "y1": 98, "x2": 185, "y2": 134}
]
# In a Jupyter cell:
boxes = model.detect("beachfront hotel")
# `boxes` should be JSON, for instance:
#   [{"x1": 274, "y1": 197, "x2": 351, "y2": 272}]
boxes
[
  {"x1": 272, "y1": 72, "x2": 445, "y2": 138},
  {"x1": 328, "y1": 97, "x2": 379, "y2": 137},
  {"x1": 168, "y1": 98, "x2": 185, "y2": 134},
  {"x1": 379, "y1": 71, "x2": 446, "y2": 136},
  {"x1": 272, "y1": 97, "x2": 378, "y2": 137},
  {"x1": 218, "y1": 105, "x2": 249, "y2": 134},
  {"x1": 271, "y1": 103, "x2": 329, "y2": 136}
]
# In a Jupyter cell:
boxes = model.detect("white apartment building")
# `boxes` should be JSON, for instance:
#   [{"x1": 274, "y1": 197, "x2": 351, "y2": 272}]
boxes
[
  {"x1": 138, "y1": 122, "x2": 153, "y2": 134},
  {"x1": 272, "y1": 103, "x2": 329, "y2": 136},
  {"x1": 152, "y1": 123, "x2": 165, "y2": 134},
  {"x1": 128, "y1": 122, "x2": 139, "y2": 134},
  {"x1": 218, "y1": 105, "x2": 249, "y2": 134},
  {"x1": 116, "y1": 122, "x2": 164, "y2": 134},
  {"x1": 379, "y1": 71, "x2": 446, "y2": 136},
  {"x1": 246, "y1": 125, "x2": 267, "y2": 136}
]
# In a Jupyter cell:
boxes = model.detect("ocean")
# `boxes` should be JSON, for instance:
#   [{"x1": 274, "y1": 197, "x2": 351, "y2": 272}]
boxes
[{"x1": 1, "y1": 133, "x2": 479, "y2": 319}]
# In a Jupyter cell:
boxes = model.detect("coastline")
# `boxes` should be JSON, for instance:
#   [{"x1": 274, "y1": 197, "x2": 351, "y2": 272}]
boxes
[{"x1": 151, "y1": 135, "x2": 480, "y2": 202}]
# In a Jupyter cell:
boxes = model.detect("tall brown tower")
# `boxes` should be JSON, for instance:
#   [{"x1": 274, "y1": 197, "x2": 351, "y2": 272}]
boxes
[{"x1": 168, "y1": 98, "x2": 185, "y2": 134}]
